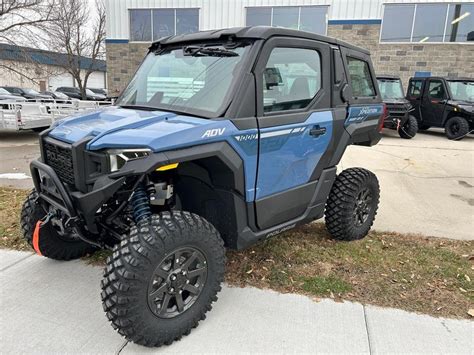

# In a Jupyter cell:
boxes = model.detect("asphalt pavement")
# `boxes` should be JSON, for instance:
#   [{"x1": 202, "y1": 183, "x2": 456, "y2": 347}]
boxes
[
  {"x1": 1, "y1": 249, "x2": 472, "y2": 354},
  {"x1": 0, "y1": 127, "x2": 472, "y2": 240}
]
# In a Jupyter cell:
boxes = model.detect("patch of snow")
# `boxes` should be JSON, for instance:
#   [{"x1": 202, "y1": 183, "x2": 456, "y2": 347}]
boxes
[{"x1": 0, "y1": 173, "x2": 31, "y2": 180}]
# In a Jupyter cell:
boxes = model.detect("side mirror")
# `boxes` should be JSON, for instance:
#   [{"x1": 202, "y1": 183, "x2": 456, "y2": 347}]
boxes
[{"x1": 263, "y1": 67, "x2": 282, "y2": 90}]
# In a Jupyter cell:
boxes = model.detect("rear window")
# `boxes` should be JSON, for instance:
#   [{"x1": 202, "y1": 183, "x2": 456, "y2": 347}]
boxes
[
  {"x1": 408, "y1": 80, "x2": 423, "y2": 98},
  {"x1": 347, "y1": 57, "x2": 376, "y2": 98}
]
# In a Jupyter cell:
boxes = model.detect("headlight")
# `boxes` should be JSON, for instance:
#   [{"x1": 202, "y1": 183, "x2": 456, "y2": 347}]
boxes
[
  {"x1": 107, "y1": 148, "x2": 151, "y2": 172},
  {"x1": 457, "y1": 105, "x2": 474, "y2": 113}
]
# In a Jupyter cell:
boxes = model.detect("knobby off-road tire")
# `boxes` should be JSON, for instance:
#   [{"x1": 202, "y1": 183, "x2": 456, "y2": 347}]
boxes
[
  {"x1": 445, "y1": 116, "x2": 469, "y2": 140},
  {"x1": 325, "y1": 168, "x2": 380, "y2": 241},
  {"x1": 20, "y1": 189, "x2": 95, "y2": 260},
  {"x1": 101, "y1": 211, "x2": 225, "y2": 347},
  {"x1": 398, "y1": 115, "x2": 418, "y2": 139}
]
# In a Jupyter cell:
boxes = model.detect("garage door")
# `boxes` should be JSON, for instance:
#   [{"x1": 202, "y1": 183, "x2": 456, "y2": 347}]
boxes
[
  {"x1": 48, "y1": 73, "x2": 73, "y2": 90},
  {"x1": 87, "y1": 71, "x2": 106, "y2": 89}
]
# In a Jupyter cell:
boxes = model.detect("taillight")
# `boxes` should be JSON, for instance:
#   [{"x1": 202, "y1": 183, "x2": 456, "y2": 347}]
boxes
[{"x1": 378, "y1": 103, "x2": 387, "y2": 133}]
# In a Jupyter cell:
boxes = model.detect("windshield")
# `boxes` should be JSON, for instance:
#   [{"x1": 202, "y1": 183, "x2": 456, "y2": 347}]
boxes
[
  {"x1": 86, "y1": 89, "x2": 97, "y2": 96},
  {"x1": 0, "y1": 88, "x2": 10, "y2": 95},
  {"x1": 447, "y1": 81, "x2": 474, "y2": 102},
  {"x1": 377, "y1": 79, "x2": 404, "y2": 99},
  {"x1": 23, "y1": 88, "x2": 40, "y2": 95},
  {"x1": 116, "y1": 43, "x2": 251, "y2": 116}
]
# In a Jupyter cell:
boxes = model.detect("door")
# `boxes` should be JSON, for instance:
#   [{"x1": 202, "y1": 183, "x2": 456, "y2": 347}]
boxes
[
  {"x1": 48, "y1": 73, "x2": 74, "y2": 91},
  {"x1": 253, "y1": 37, "x2": 332, "y2": 229},
  {"x1": 422, "y1": 79, "x2": 447, "y2": 125},
  {"x1": 407, "y1": 79, "x2": 423, "y2": 121},
  {"x1": 87, "y1": 71, "x2": 106, "y2": 89}
]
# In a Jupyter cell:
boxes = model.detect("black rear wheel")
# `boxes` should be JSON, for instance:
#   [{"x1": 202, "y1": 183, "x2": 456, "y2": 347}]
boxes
[
  {"x1": 445, "y1": 116, "x2": 469, "y2": 140},
  {"x1": 20, "y1": 189, "x2": 95, "y2": 260},
  {"x1": 101, "y1": 211, "x2": 225, "y2": 347},
  {"x1": 325, "y1": 168, "x2": 380, "y2": 241},
  {"x1": 398, "y1": 115, "x2": 418, "y2": 139}
]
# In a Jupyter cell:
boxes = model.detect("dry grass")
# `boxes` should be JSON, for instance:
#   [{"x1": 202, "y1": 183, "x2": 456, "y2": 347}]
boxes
[
  {"x1": 1, "y1": 187, "x2": 473, "y2": 319},
  {"x1": 226, "y1": 224, "x2": 474, "y2": 319},
  {"x1": 0, "y1": 187, "x2": 30, "y2": 251}
]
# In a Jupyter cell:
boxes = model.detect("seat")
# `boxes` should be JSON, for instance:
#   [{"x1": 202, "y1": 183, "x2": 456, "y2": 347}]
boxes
[{"x1": 289, "y1": 77, "x2": 310, "y2": 100}]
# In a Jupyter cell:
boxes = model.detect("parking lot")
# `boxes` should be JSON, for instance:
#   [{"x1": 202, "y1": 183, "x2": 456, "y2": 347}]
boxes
[{"x1": 0, "y1": 127, "x2": 472, "y2": 240}]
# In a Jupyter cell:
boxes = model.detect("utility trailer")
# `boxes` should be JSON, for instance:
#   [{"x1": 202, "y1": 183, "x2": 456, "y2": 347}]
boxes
[{"x1": 0, "y1": 100, "x2": 111, "y2": 132}]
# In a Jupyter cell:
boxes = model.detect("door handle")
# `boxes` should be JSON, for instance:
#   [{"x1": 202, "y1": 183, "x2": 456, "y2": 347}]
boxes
[{"x1": 309, "y1": 125, "x2": 327, "y2": 137}]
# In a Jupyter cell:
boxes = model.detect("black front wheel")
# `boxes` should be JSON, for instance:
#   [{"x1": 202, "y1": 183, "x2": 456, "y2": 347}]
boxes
[
  {"x1": 20, "y1": 189, "x2": 95, "y2": 260},
  {"x1": 325, "y1": 168, "x2": 380, "y2": 241},
  {"x1": 398, "y1": 115, "x2": 418, "y2": 139},
  {"x1": 445, "y1": 116, "x2": 469, "y2": 140},
  {"x1": 101, "y1": 211, "x2": 225, "y2": 347}
]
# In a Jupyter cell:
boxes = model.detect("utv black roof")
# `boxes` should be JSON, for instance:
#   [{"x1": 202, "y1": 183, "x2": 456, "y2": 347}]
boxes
[
  {"x1": 376, "y1": 75, "x2": 401, "y2": 80},
  {"x1": 150, "y1": 26, "x2": 370, "y2": 55}
]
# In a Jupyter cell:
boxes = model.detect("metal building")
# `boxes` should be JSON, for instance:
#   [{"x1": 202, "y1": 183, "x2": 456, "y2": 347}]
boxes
[{"x1": 105, "y1": 0, "x2": 474, "y2": 95}]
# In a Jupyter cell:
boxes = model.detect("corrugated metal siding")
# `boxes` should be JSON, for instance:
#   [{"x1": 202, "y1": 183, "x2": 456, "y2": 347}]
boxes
[{"x1": 105, "y1": 0, "x2": 474, "y2": 39}]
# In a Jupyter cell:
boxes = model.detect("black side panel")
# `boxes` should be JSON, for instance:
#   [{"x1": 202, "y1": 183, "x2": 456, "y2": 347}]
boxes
[
  {"x1": 255, "y1": 180, "x2": 318, "y2": 230},
  {"x1": 236, "y1": 167, "x2": 337, "y2": 250},
  {"x1": 345, "y1": 112, "x2": 382, "y2": 147}
]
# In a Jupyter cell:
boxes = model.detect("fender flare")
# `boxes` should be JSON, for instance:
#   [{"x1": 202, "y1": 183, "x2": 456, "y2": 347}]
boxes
[{"x1": 110, "y1": 142, "x2": 246, "y2": 196}]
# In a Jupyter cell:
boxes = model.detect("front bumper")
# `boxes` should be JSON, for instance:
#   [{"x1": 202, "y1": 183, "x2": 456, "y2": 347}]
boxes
[
  {"x1": 30, "y1": 159, "x2": 125, "y2": 234},
  {"x1": 384, "y1": 111, "x2": 410, "y2": 129}
]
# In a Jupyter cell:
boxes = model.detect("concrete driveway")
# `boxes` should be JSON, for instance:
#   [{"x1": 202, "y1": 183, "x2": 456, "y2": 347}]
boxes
[
  {"x1": 341, "y1": 128, "x2": 473, "y2": 240},
  {"x1": 1, "y1": 250, "x2": 472, "y2": 354},
  {"x1": 0, "y1": 128, "x2": 473, "y2": 240}
]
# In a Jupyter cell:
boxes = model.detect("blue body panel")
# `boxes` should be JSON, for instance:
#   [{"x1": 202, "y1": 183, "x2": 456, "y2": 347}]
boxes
[
  {"x1": 256, "y1": 111, "x2": 333, "y2": 199},
  {"x1": 49, "y1": 107, "x2": 259, "y2": 201},
  {"x1": 48, "y1": 107, "x2": 334, "y2": 202}
]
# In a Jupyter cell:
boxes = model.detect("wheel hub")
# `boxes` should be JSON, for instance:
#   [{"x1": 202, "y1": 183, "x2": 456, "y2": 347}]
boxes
[
  {"x1": 353, "y1": 188, "x2": 372, "y2": 227},
  {"x1": 451, "y1": 123, "x2": 460, "y2": 134},
  {"x1": 147, "y1": 247, "x2": 208, "y2": 319},
  {"x1": 168, "y1": 272, "x2": 187, "y2": 291}
]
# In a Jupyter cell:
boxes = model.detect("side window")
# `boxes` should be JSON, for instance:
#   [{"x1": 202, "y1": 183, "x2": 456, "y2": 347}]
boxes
[
  {"x1": 408, "y1": 80, "x2": 423, "y2": 98},
  {"x1": 428, "y1": 80, "x2": 446, "y2": 99},
  {"x1": 346, "y1": 57, "x2": 376, "y2": 98},
  {"x1": 263, "y1": 47, "x2": 321, "y2": 113}
]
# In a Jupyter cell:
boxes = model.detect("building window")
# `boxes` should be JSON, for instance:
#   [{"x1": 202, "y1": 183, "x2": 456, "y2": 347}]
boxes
[
  {"x1": 263, "y1": 47, "x2": 321, "y2": 112},
  {"x1": 381, "y1": 3, "x2": 474, "y2": 43},
  {"x1": 445, "y1": 4, "x2": 474, "y2": 42},
  {"x1": 130, "y1": 8, "x2": 199, "y2": 42},
  {"x1": 246, "y1": 6, "x2": 328, "y2": 35},
  {"x1": 412, "y1": 4, "x2": 449, "y2": 43},
  {"x1": 130, "y1": 10, "x2": 152, "y2": 42}
]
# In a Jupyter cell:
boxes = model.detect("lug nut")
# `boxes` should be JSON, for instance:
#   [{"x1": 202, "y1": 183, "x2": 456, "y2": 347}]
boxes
[
  {"x1": 179, "y1": 290, "x2": 182, "y2": 294},
  {"x1": 186, "y1": 280, "x2": 190, "y2": 284},
  {"x1": 182, "y1": 270, "x2": 187, "y2": 275},
  {"x1": 171, "y1": 275, "x2": 177, "y2": 280},
  {"x1": 169, "y1": 287, "x2": 174, "y2": 292}
]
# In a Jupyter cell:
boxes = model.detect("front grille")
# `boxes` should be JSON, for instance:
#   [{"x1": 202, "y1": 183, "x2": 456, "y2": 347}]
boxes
[
  {"x1": 43, "y1": 141, "x2": 75, "y2": 185},
  {"x1": 386, "y1": 104, "x2": 407, "y2": 117}
]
